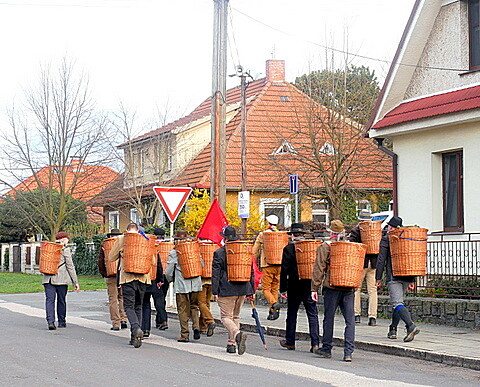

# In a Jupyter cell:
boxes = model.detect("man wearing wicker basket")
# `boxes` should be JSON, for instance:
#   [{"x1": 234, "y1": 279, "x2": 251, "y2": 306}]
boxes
[
  {"x1": 311, "y1": 220, "x2": 355, "y2": 362},
  {"x1": 375, "y1": 216, "x2": 421, "y2": 343},
  {"x1": 253, "y1": 214, "x2": 282, "y2": 321}
]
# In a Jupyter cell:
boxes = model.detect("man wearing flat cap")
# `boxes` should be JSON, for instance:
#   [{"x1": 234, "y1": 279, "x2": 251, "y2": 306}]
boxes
[
  {"x1": 311, "y1": 220, "x2": 355, "y2": 362},
  {"x1": 253, "y1": 214, "x2": 282, "y2": 320},
  {"x1": 376, "y1": 216, "x2": 420, "y2": 342}
]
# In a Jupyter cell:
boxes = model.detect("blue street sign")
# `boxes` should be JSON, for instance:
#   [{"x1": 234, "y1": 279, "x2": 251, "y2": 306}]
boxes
[{"x1": 289, "y1": 174, "x2": 298, "y2": 194}]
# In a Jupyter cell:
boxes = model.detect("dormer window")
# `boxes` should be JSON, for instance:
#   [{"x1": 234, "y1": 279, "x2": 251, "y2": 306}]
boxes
[
  {"x1": 271, "y1": 140, "x2": 296, "y2": 155},
  {"x1": 280, "y1": 96, "x2": 290, "y2": 102},
  {"x1": 469, "y1": 0, "x2": 480, "y2": 69},
  {"x1": 319, "y1": 141, "x2": 335, "y2": 155}
]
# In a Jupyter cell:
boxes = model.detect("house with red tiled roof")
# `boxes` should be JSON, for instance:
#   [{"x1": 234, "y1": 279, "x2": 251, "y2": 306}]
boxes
[
  {"x1": 367, "y1": 0, "x2": 480, "y2": 236},
  {"x1": 6, "y1": 158, "x2": 119, "y2": 223},
  {"x1": 96, "y1": 60, "x2": 392, "y2": 232}
]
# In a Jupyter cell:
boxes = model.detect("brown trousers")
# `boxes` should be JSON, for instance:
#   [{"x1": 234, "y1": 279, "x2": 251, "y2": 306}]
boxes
[
  {"x1": 261, "y1": 265, "x2": 281, "y2": 306},
  {"x1": 198, "y1": 284, "x2": 214, "y2": 331},
  {"x1": 217, "y1": 295, "x2": 244, "y2": 345},
  {"x1": 176, "y1": 292, "x2": 200, "y2": 339},
  {"x1": 354, "y1": 266, "x2": 378, "y2": 318},
  {"x1": 105, "y1": 277, "x2": 127, "y2": 327}
]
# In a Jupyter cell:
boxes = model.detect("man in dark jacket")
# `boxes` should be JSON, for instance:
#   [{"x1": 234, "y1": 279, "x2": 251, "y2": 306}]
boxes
[
  {"x1": 349, "y1": 209, "x2": 378, "y2": 326},
  {"x1": 212, "y1": 226, "x2": 254, "y2": 355},
  {"x1": 376, "y1": 216, "x2": 420, "y2": 342},
  {"x1": 279, "y1": 223, "x2": 320, "y2": 352},
  {"x1": 141, "y1": 249, "x2": 164, "y2": 338}
]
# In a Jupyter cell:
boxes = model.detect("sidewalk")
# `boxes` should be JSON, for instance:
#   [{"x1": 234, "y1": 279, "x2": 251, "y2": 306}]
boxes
[{"x1": 167, "y1": 301, "x2": 480, "y2": 371}]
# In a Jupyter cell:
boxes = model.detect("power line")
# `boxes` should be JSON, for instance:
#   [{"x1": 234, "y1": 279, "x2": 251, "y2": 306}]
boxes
[
  {"x1": 231, "y1": 6, "x2": 468, "y2": 73},
  {"x1": 0, "y1": 1, "x2": 135, "y2": 8}
]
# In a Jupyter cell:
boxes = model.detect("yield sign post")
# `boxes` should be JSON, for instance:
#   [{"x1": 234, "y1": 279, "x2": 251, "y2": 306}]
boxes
[{"x1": 153, "y1": 186, "x2": 192, "y2": 238}]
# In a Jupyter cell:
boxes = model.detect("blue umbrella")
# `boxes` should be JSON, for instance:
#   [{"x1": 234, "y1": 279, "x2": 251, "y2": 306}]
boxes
[{"x1": 250, "y1": 299, "x2": 267, "y2": 350}]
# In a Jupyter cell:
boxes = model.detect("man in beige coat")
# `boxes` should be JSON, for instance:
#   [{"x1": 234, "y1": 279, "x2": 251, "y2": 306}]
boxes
[{"x1": 109, "y1": 222, "x2": 155, "y2": 348}]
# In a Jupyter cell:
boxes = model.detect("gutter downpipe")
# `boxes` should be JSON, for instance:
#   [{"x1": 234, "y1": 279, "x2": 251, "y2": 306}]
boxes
[{"x1": 375, "y1": 138, "x2": 398, "y2": 216}]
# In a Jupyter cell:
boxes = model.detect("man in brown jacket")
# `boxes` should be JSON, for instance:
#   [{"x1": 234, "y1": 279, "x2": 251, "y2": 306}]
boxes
[
  {"x1": 311, "y1": 220, "x2": 355, "y2": 362},
  {"x1": 108, "y1": 222, "x2": 155, "y2": 348},
  {"x1": 253, "y1": 214, "x2": 281, "y2": 320}
]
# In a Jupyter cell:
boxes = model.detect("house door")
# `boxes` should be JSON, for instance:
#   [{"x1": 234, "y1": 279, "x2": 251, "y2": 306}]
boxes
[{"x1": 12, "y1": 245, "x2": 21, "y2": 272}]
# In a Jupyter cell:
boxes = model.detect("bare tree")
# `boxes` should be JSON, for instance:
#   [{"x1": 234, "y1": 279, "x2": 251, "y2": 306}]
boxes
[{"x1": 0, "y1": 59, "x2": 112, "y2": 240}]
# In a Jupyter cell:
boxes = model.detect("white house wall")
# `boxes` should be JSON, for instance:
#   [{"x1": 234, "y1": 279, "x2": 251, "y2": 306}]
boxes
[
  {"x1": 405, "y1": 1, "x2": 480, "y2": 100},
  {"x1": 393, "y1": 121, "x2": 480, "y2": 233}
]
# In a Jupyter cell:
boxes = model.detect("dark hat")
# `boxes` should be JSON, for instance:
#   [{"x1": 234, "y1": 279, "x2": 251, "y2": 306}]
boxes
[
  {"x1": 387, "y1": 216, "x2": 403, "y2": 228},
  {"x1": 153, "y1": 228, "x2": 166, "y2": 236},
  {"x1": 55, "y1": 231, "x2": 69, "y2": 240},
  {"x1": 220, "y1": 226, "x2": 240, "y2": 241},
  {"x1": 107, "y1": 228, "x2": 122, "y2": 238},
  {"x1": 287, "y1": 223, "x2": 306, "y2": 235},
  {"x1": 174, "y1": 229, "x2": 188, "y2": 240}
]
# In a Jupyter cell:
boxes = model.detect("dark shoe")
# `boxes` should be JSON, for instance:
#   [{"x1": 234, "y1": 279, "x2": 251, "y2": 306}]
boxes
[
  {"x1": 57, "y1": 323, "x2": 66, "y2": 328},
  {"x1": 236, "y1": 331, "x2": 247, "y2": 355},
  {"x1": 279, "y1": 340, "x2": 295, "y2": 350},
  {"x1": 206, "y1": 322, "x2": 216, "y2": 337},
  {"x1": 387, "y1": 326, "x2": 397, "y2": 339},
  {"x1": 403, "y1": 325, "x2": 420, "y2": 342},
  {"x1": 177, "y1": 337, "x2": 190, "y2": 343},
  {"x1": 48, "y1": 322, "x2": 56, "y2": 330},
  {"x1": 314, "y1": 348, "x2": 332, "y2": 358},
  {"x1": 355, "y1": 315, "x2": 361, "y2": 324},
  {"x1": 310, "y1": 345, "x2": 319, "y2": 353},
  {"x1": 368, "y1": 317, "x2": 377, "y2": 326},
  {"x1": 143, "y1": 330, "x2": 150, "y2": 338},
  {"x1": 132, "y1": 328, "x2": 143, "y2": 348},
  {"x1": 270, "y1": 302, "x2": 281, "y2": 321},
  {"x1": 157, "y1": 323, "x2": 168, "y2": 331},
  {"x1": 121, "y1": 321, "x2": 128, "y2": 329},
  {"x1": 343, "y1": 355, "x2": 353, "y2": 362},
  {"x1": 111, "y1": 326, "x2": 120, "y2": 331},
  {"x1": 266, "y1": 311, "x2": 274, "y2": 320},
  {"x1": 226, "y1": 344, "x2": 236, "y2": 354},
  {"x1": 193, "y1": 328, "x2": 201, "y2": 340}
]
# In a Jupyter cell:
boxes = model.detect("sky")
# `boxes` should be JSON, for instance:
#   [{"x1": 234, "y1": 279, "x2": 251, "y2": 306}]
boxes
[{"x1": 0, "y1": 0, "x2": 417, "y2": 135}]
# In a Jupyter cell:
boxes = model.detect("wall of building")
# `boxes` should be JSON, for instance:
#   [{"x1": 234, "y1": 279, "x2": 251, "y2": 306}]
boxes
[{"x1": 392, "y1": 121, "x2": 480, "y2": 233}]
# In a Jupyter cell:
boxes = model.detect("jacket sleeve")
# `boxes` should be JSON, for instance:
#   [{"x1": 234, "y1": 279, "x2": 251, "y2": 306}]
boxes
[
  {"x1": 311, "y1": 242, "x2": 329, "y2": 292},
  {"x1": 349, "y1": 226, "x2": 361, "y2": 243},
  {"x1": 211, "y1": 249, "x2": 221, "y2": 296},
  {"x1": 376, "y1": 235, "x2": 389, "y2": 280},
  {"x1": 155, "y1": 253, "x2": 163, "y2": 280},
  {"x1": 279, "y1": 245, "x2": 289, "y2": 293},
  {"x1": 165, "y1": 250, "x2": 176, "y2": 283},
  {"x1": 97, "y1": 246, "x2": 107, "y2": 278},
  {"x1": 64, "y1": 247, "x2": 79, "y2": 285}
]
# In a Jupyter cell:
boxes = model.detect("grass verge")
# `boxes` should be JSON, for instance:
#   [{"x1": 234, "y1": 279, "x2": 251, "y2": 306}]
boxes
[{"x1": 0, "y1": 272, "x2": 106, "y2": 293}]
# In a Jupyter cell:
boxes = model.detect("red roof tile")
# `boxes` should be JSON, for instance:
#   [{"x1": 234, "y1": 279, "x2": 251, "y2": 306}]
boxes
[{"x1": 372, "y1": 84, "x2": 480, "y2": 129}]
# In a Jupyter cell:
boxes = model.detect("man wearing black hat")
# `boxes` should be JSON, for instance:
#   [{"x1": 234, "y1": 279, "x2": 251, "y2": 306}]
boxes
[
  {"x1": 97, "y1": 228, "x2": 127, "y2": 331},
  {"x1": 279, "y1": 223, "x2": 320, "y2": 352},
  {"x1": 376, "y1": 216, "x2": 420, "y2": 342},
  {"x1": 212, "y1": 226, "x2": 254, "y2": 355},
  {"x1": 153, "y1": 228, "x2": 169, "y2": 330}
]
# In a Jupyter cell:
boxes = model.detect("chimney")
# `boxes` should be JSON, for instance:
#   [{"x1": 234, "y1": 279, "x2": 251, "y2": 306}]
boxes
[{"x1": 266, "y1": 59, "x2": 285, "y2": 83}]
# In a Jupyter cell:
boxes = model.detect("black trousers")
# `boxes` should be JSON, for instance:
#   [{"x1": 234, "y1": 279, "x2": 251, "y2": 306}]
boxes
[
  {"x1": 141, "y1": 280, "x2": 166, "y2": 331},
  {"x1": 156, "y1": 280, "x2": 170, "y2": 325},
  {"x1": 322, "y1": 287, "x2": 355, "y2": 356},
  {"x1": 285, "y1": 289, "x2": 320, "y2": 347},
  {"x1": 121, "y1": 280, "x2": 146, "y2": 333}
]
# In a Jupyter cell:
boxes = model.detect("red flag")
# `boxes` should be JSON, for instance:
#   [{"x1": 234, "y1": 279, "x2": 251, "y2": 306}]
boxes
[{"x1": 197, "y1": 199, "x2": 228, "y2": 246}]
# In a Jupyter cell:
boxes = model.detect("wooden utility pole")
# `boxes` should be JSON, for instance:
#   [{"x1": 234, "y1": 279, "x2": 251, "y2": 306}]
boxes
[
  {"x1": 240, "y1": 71, "x2": 247, "y2": 236},
  {"x1": 211, "y1": 0, "x2": 228, "y2": 211}
]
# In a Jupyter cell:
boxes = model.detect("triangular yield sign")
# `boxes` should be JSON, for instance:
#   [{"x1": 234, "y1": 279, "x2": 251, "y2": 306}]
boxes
[{"x1": 153, "y1": 186, "x2": 193, "y2": 223}]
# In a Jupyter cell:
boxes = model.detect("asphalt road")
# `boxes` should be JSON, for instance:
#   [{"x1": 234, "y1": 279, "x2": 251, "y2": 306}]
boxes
[{"x1": 0, "y1": 291, "x2": 478, "y2": 387}]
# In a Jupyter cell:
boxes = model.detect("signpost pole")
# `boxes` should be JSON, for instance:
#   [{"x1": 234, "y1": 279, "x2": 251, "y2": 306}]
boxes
[
  {"x1": 170, "y1": 222, "x2": 174, "y2": 241},
  {"x1": 295, "y1": 193, "x2": 299, "y2": 223},
  {"x1": 289, "y1": 174, "x2": 299, "y2": 223}
]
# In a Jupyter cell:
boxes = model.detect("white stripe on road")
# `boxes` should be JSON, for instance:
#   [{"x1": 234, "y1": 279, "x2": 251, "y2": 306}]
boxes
[{"x1": 0, "y1": 300, "x2": 430, "y2": 387}]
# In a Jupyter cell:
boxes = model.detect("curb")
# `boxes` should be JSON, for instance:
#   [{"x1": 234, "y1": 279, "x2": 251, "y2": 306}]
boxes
[{"x1": 167, "y1": 311, "x2": 480, "y2": 371}]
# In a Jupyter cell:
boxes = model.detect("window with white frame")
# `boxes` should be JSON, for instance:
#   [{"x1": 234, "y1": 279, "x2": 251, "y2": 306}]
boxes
[
  {"x1": 260, "y1": 198, "x2": 291, "y2": 228},
  {"x1": 356, "y1": 200, "x2": 371, "y2": 216},
  {"x1": 167, "y1": 141, "x2": 173, "y2": 171},
  {"x1": 108, "y1": 211, "x2": 119, "y2": 231},
  {"x1": 312, "y1": 200, "x2": 329, "y2": 224},
  {"x1": 130, "y1": 208, "x2": 141, "y2": 225}
]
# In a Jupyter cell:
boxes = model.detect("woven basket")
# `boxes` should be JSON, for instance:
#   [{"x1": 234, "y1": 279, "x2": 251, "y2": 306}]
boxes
[
  {"x1": 359, "y1": 220, "x2": 382, "y2": 254},
  {"x1": 294, "y1": 240, "x2": 322, "y2": 279},
  {"x1": 263, "y1": 231, "x2": 289, "y2": 265},
  {"x1": 149, "y1": 253, "x2": 158, "y2": 281},
  {"x1": 226, "y1": 240, "x2": 253, "y2": 282},
  {"x1": 176, "y1": 240, "x2": 202, "y2": 279},
  {"x1": 156, "y1": 241, "x2": 174, "y2": 270},
  {"x1": 39, "y1": 241, "x2": 63, "y2": 275},
  {"x1": 389, "y1": 227, "x2": 428, "y2": 276},
  {"x1": 102, "y1": 237, "x2": 118, "y2": 277},
  {"x1": 329, "y1": 241, "x2": 367, "y2": 287},
  {"x1": 199, "y1": 242, "x2": 217, "y2": 278},
  {"x1": 123, "y1": 233, "x2": 153, "y2": 274}
]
